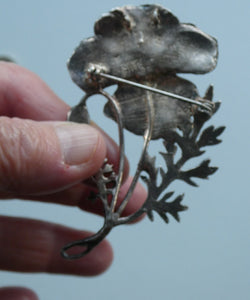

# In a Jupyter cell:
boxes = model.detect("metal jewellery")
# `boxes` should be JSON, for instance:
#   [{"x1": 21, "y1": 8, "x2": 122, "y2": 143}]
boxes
[{"x1": 61, "y1": 4, "x2": 225, "y2": 259}]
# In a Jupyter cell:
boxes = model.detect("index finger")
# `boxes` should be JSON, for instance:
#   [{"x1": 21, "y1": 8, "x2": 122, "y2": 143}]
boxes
[{"x1": 0, "y1": 62, "x2": 69, "y2": 120}]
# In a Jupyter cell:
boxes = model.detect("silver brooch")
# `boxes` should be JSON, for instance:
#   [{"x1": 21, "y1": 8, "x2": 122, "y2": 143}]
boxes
[{"x1": 61, "y1": 4, "x2": 225, "y2": 259}]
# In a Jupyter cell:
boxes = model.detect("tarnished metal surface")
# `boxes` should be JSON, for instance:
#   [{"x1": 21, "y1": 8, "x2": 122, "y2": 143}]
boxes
[
  {"x1": 105, "y1": 75, "x2": 209, "y2": 139},
  {"x1": 68, "y1": 4, "x2": 218, "y2": 93},
  {"x1": 62, "y1": 4, "x2": 225, "y2": 259}
]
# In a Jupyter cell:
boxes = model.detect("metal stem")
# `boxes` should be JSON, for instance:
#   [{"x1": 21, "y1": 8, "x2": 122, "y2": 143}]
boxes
[
  {"x1": 99, "y1": 89, "x2": 125, "y2": 213},
  {"x1": 61, "y1": 223, "x2": 112, "y2": 259},
  {"x1": 115, "y1": 90, "x2": 154, "y2": 217}
]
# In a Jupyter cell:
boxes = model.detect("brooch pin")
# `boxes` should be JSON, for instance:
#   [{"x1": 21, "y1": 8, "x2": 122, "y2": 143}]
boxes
[{"x1": 61, "y1": 4, "x2": 225, "y2": 259}]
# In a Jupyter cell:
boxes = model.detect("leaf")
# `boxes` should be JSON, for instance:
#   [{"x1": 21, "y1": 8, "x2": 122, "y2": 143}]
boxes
[
  {"x1": 165, "y1": 194, "x2": 188, "y2": 222},
  {"x1": 198, "y1": 126, "x2": 226, "y2": 147},
  {"x1": 179, "y1": 159, "x2": 218, "y2": 186},
  {"x1": 147, "y1": 193, "x2": 188, "y2": 223}
]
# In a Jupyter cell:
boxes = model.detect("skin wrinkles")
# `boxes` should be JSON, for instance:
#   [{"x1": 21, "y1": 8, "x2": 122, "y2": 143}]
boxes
[{"x1": 0, "y1": 117, "x2": 59, "y2": 193}]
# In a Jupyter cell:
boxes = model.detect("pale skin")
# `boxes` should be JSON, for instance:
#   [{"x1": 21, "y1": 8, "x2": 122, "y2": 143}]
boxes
[{"x1": 0, "y1": 62, "x2": 146, "y2": 299}]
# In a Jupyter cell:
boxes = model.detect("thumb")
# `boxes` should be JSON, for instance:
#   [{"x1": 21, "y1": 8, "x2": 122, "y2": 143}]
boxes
[{"x1": 0, "y1": 117, "x2": 106, "y2": 196}]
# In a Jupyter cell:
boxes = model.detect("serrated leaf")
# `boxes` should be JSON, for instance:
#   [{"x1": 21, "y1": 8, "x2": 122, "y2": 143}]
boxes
[
  {"x1": 179, "y1": 160, "x2": 218, "y2": 186},
  {"x1": 198, "y1": 126, "x2": 225, "y2": 147},
  {"x1": 167, "y1": 194, "x2": 188, "y2": 222},
  {"x1": 150, "y1": 193, "x2": 188, "y2": 223},
  {"x1": 188, "y1": 159, "x2": 218, "y2": 178}
]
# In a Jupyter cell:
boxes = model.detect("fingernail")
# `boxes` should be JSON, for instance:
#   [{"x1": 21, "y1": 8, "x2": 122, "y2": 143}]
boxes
[{"x1": 55, "y1": 123, "x2": 100, "y2": 165}]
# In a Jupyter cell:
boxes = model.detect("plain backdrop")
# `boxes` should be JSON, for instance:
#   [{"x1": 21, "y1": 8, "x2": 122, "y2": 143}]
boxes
[{"x1": 0, "y1": 0, "x2": 249, "y2": 299}]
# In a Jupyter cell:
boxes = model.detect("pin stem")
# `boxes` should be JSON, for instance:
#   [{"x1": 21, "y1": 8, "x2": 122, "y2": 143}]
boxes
[{"x1": 98, "y1": 72, "x2": 209, "y2": 110}]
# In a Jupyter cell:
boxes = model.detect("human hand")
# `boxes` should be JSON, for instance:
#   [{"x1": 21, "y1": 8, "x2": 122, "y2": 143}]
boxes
[{"x1": 0, "y1": 62, "x2": 146, "y2": 299}]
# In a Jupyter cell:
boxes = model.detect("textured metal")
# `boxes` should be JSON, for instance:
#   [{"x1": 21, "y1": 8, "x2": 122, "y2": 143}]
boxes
[
  {"x1": 62, "y1": 4, "x2": 225, "y2": 259},
  {"x1": 104, "y1": 74, "x2": 215, "y2": 139},
  {"x1": 68, "y1": 4, "x2": 218, "y2": 93}
]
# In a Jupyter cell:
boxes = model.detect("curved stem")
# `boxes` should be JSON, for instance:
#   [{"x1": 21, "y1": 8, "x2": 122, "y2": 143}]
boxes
[
  {"x1": 116, "y1": 205, "x2": 148, "y2": 225},
  {"x1": 115, "y1": 91, "x2": 155, "y2": 218},
  {"x1": 61, "y1": 225, "x2": 112, "y2": 259},
  {"x1": 99, "y1": 89, "x2": 125, "y2": 213}
]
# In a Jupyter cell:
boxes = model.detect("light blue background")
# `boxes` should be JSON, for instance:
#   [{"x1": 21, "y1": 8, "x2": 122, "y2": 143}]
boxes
[{"x1": 0, "y1": 0, "x2": 249, "y2": 299}]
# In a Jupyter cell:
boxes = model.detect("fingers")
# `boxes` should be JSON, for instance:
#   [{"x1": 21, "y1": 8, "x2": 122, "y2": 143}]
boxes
[
  {"x1": 0, "y1": 216, "x2": 113, "y2": 276},
  {"x1": 0, "y1": 116, "x2": 144, "y2": 211},
  {"x1": 27, "y1": 176, "x2": 147, "y2": 221},
  {"x1": 0, "y1": 287, "x2": 38, "y2": 300},
  {"x1": 0, "y1": 62, "x2": 69, "y2": 120},
  {"x1": 0, "y1": 118, "x2": 106, "y2": 196}
]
